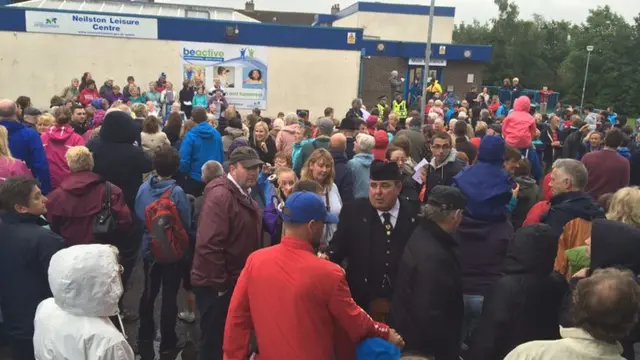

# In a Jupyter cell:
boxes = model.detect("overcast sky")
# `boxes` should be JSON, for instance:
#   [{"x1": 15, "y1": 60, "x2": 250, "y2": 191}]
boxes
[{"x1": 173, "y1": 0, "x2": 639, "y2": 24}]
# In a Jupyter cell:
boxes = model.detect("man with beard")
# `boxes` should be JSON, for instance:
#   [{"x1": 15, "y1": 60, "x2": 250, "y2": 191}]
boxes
[
  {"x1": 191, "y1": 147, "x2": 264, "y2": 360},
  {"x1": 328, "y1": 160, "x2": 419, "y2": 323},
  {"x1": 223, "y1": 191, "x2": 405, "y2": 360}
]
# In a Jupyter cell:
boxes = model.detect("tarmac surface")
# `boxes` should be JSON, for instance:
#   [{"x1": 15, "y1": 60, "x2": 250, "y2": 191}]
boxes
[{"x1": 0, "y1": 255, "x2": 200, "y2": 360}]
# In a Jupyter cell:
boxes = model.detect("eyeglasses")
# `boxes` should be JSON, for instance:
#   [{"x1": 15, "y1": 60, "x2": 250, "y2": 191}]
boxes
[{"x1": 431, "y1": 144, "x2": 451, "y2": 151}]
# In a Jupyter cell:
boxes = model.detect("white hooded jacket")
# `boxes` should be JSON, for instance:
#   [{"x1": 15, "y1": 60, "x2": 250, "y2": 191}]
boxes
[{"x1": 33, "y1": 244, "x2": 135, "y2": 360}]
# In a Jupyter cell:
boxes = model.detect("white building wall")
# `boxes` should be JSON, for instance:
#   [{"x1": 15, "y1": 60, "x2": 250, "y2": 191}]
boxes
[
  {"x1": 334, "y1": 12, "x2": 454, "y2": 44},
  {"x1": 0, "y1": 31, "x2": 360, "y2": 118}
]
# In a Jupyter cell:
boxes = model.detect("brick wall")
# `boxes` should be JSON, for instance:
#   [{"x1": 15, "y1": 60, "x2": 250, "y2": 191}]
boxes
[
  {"x1": 361, "y1": 56, "x2": 407, "y2": 108},
  {"x1": 441, "y1": 61, "x2": 486, "y2": 98}
]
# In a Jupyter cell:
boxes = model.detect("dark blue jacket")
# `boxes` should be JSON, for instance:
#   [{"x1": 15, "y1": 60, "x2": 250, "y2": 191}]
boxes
[
  {"x1": 0, "y1": 120, "x2": 51, "y2": 194},
  {"x1": 454, "y1": 136, "x2": 514, "y2": 222},
  {"x1": 0, "y1": 213, "x2": 64, "y2": 339},
  {"x1": 455, "y1": 215, "x2": 513, "y2": 296},
  {"x1": 331, "y1": 150, "x2": 354, "y2": 204}
]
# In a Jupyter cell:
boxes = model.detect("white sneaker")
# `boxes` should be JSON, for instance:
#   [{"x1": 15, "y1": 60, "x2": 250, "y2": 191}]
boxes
[{"x1": 178, "y1": 311, "x2": 195, "y2": 323}]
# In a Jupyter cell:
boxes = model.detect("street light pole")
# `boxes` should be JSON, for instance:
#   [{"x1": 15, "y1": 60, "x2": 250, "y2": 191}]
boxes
[
  {"x1": 420, "y1": 0, "x2": 436, "y2": 122},
  {"x1": 580, "y1": 45, "x2": 594, "y2": 108}
]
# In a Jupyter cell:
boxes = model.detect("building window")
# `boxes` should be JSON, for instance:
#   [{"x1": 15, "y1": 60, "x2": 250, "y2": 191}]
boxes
[{"x1": 185, "y1": 9, "x2": 210, "y2": 19}]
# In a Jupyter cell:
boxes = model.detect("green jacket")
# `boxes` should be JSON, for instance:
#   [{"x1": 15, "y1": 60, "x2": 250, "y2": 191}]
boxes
[{"x1": 565, "y1": 246, "x2": 590, "y2": 276}]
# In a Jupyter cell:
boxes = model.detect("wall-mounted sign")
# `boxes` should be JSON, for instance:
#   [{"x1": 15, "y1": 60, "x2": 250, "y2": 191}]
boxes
[
  {"x1": 376, "y1": 43, "x2": 385, "y2": 52},
  {"x1": 181, "y1": 42, "x2": 268, "y2": 110},
  {"x1": 408, "y1": 58, "x2": 448, "y2": 67},
  {"x1": 439, "y1": 45, "x2": 446, "y2": 55},
  {"x1": 25, "y1": 11, "x2": 158, "y2": 39},
  {"x1": 347, "y1": 32, "x2": 356, "y2": 44},
  {"x1": 464, "y1": 50, "x2": 472, "y2": 58}
]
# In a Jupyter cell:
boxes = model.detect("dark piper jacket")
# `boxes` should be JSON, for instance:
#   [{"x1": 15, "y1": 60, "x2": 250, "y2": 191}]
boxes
[
  {"x1": 328, "y1": 197, "x2": 418, "y2": 310},
  {"x1": 468, "y1": 224, "x2": 568, "y2": 360}
]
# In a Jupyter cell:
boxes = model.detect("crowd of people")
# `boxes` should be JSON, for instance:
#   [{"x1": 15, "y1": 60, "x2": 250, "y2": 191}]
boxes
[{"x1": 0, "y1": 70, "x2": 640, "y2": 360}]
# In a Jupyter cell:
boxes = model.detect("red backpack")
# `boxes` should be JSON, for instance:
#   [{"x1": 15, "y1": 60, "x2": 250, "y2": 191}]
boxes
[{"x1": 144, "y1": 186, "x2": 189, "y2": 263}]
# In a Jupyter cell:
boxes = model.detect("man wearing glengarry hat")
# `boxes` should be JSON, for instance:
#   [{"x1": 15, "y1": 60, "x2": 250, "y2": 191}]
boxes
[
  {"x1": 328, "y1": 160, "x2": 418, "y2": 323},
  {"x1": 191, "y1": 146, "x2": 264, "y2": 360},
  {"x1": 390, "y1": 185, "x2": 466, "y2": 360}
]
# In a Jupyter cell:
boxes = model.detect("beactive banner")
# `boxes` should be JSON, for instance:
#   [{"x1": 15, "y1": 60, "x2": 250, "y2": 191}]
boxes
[
  {"x1": 25, "y1": 11, "x2": 158, "y2": 39},
  {"x1": 181, "y1": 42, "x2": 268, "y2": 110}
]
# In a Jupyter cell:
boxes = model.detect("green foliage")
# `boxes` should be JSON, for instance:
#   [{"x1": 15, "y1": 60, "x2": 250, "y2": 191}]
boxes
[{"x1": 453, "y1": 0, "x2": 640, "y2": 114}]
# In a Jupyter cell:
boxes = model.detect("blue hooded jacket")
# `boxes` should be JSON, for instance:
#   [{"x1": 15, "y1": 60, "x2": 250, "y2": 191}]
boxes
[
  {"x1": 179, "y1": 122, "x2": 224, "y2": 181},
  {"x1": 0, "y1": 120, "x2": 51, "y2": 194},
  {"x1": 134, "y1": 176, "x2": 191, "y2": 260},
  {"x1": 454, "y1": 136, "x2": 514, "y2": 221},
  {"x1": 347, "y1": 153, "x2": 374, "y2": 199}
]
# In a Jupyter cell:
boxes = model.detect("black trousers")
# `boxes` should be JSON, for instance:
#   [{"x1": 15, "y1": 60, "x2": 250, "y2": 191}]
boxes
[
  {"x1": 10, "y1": 337, "x2": 34, "y2": 360},
  {"x1": 193, "y1": 285, "x2": 234, "y2": 360},
  {"x1": 138, "y1": 260, "x2": 181, "y2": 351}
]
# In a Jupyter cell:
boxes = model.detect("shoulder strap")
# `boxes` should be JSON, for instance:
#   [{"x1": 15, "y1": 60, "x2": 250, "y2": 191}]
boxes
[
  {"x1": 161, "y1": 185, "x2": 176, "y2": 200},
  {"x1": 104, "y1": 182, "x2": 112, "y2": 209}
]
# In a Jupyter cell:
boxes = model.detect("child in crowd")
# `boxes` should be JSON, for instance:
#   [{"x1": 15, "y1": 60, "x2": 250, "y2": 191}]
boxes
[
  {"x1": 135, "y1": 145, "x2": 191, "y2": 359},
  {"x1": 192, "y1": 85, "x2": 208, "y2": 108},
  {"x1": 502, "y1": 96, "x2": 542, "y2": 181},
  {"x1": 538, "y1": 86, "x2": 553, "y2": 114},
  {"x1": 91, "y1": 98, "x2": 109, "y2": 129}
]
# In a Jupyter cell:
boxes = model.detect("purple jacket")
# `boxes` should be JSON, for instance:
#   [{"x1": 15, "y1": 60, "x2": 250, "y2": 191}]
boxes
[{"x1": 263, "y1": 200, "x2": 282, "y2": 245}]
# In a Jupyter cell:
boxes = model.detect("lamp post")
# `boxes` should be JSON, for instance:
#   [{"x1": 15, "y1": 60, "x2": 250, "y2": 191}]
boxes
[
  {"x1": 580, "y1": 45, "x2": 594, "y2": 108},
  {"x1": 420, "y1": 0, "x2": 436, "y2": 122}
]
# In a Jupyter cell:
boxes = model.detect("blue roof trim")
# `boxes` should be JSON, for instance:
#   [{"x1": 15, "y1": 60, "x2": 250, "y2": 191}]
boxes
[
  {"x1": 361, "y1": 40, "x2": 492, "y2": 62},
  {"x1": 0, "y1": 6, "x2": 364, "y2": 51},
  {"x1": 0, "y1": 6, "x2": 26, "y2": 31},
  {"x1": 0, "y1": 6, "x2": 491, "y2": 62},
  {"x1": 336, "y1": 2, "x2": 456, "y2": 19}
]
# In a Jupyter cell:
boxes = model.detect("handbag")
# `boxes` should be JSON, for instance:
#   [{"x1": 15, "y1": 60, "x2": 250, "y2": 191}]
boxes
[{"x1": 93, "y1": 181, "x2": 117, "y2": 240}]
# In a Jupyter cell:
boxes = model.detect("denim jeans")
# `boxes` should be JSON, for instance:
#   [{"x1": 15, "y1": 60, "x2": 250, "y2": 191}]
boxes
[
  {"x1": 194, "y1": 285, "x2": 234, "y2": 360},
  {"x1": 138, "y1": 260, "x2": 181, "y2": 351},
  {"x1": 461, "y1": 294, "x2": 484, "y2": 345}
]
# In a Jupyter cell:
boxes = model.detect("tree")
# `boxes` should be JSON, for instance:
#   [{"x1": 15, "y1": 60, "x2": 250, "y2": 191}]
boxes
[{"x1": 454, "y1": 1, "x2": 640, "y2": 113}]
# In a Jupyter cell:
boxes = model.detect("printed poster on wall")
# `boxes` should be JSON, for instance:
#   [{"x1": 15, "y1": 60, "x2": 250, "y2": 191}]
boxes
[
  {"x1": 181, "y1": 42, "x2": 268, "y2": 110},
  {"x1": 25, "y1": 11, "x2": 158, "y2": 39}
]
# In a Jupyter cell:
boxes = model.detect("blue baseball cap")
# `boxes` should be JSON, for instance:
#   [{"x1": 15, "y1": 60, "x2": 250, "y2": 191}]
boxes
[{"x1": 281, "y1": 191, "x2": 339, "y2": 224}]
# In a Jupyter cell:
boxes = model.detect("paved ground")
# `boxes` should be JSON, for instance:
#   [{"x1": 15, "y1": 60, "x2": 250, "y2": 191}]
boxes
[{"x1": 0, "y1": 256, "x2": 201, "y2": 360}]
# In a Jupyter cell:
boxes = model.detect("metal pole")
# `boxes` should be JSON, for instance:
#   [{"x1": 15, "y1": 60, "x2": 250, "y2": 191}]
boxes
[
  {"x1": 420, "y1": 0, "x2": 436, "y2": 122},
  {"x1": 580, "y1": 50, "x2": 592, "y2": 108}
]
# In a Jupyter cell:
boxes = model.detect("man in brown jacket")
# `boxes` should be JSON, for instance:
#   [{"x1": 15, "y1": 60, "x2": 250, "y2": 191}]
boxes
[
  {"x1": 191, "y1": 147, "x2": 263, "y2": 360},
  {"x1": 543, "y1": 159, "x2": 604, "y2": 279}
]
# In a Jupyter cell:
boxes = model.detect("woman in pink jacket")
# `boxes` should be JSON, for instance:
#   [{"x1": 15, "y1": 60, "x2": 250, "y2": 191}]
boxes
[
  {"x1": 502, "y1": 96, "x2": 537, "y2": 149},
  {"x1": 0, "y1": 125, "x2": 32, "y2": 183},
  {"x1": 275, "y1": 112, "x2": 300, "y2": 155},
  {"x1": 41, "y1": 107, "x2": 85, "y2": 190}
]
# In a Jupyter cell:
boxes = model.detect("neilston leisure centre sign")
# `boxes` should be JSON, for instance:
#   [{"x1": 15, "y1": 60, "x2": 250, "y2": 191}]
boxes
[{"x1": 25, "y1": 10, "x2": 158, "y2": 39}]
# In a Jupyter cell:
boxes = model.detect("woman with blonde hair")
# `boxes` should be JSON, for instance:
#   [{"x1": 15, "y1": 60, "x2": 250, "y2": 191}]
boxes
[
  {"x1": 0, "y1": 125, "x2": 31, "y2": 183},
  {"x1": 607, "y1": 187, "x2": 640, "y2": 227},
  {"x1": 301, "y1": 148, "x2": 342, "y2": 245},
  {"x1": 36, "y1": 113, "x2": 55, "y2": 134},
  {"x1": 251, "y1": 120, "x2": 277, "y2": 165},
  {"x1": 46, "y1": 146, "x2": 132, "y2": 246}
]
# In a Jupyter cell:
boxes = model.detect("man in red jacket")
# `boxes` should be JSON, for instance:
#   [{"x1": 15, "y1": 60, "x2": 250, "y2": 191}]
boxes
[{"x1": 224, "y1": 191, "x2": 404, "y2": 360}]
